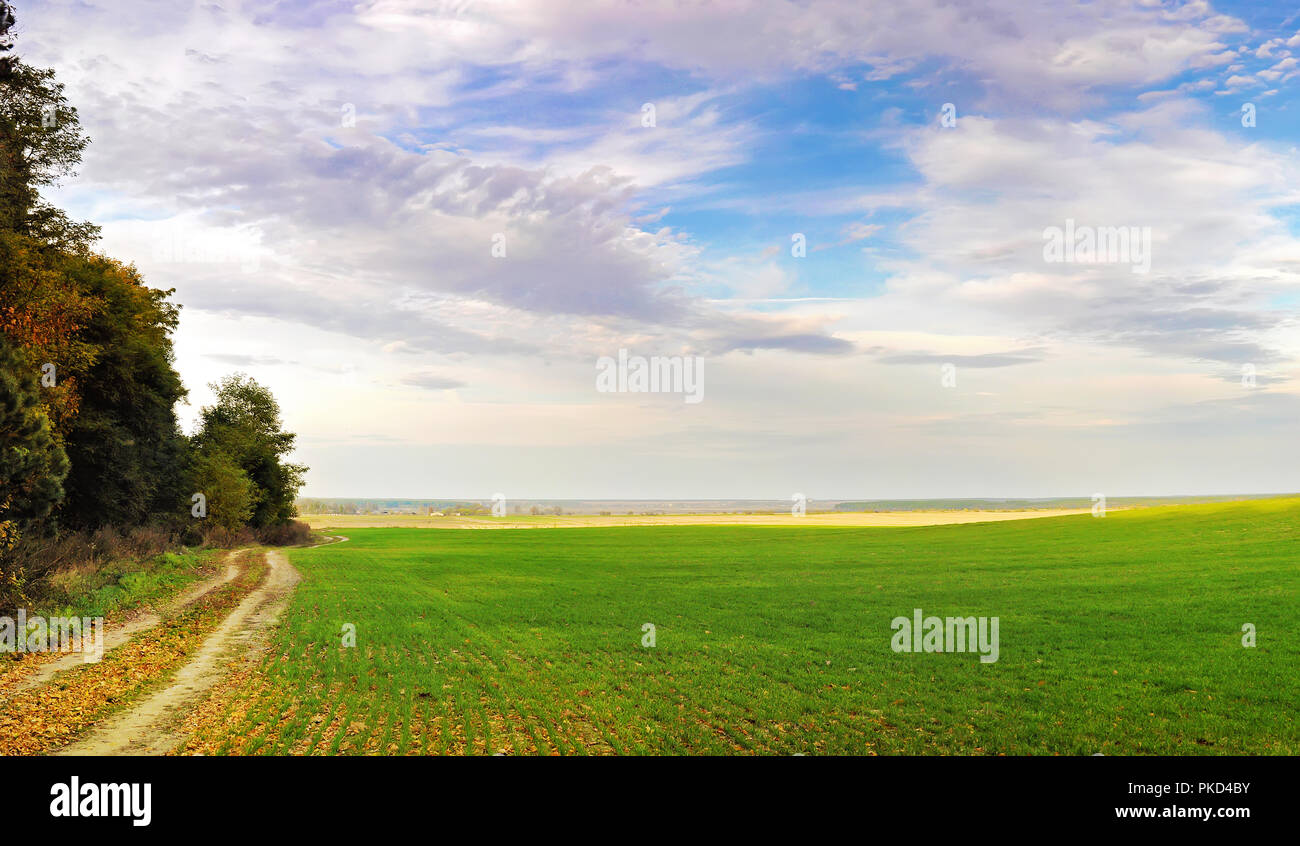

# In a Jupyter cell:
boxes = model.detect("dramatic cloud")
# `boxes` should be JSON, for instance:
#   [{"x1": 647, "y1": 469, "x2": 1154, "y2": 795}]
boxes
[{"x1": 22, "y1": 0, "x2": 1300, "y2": 496}]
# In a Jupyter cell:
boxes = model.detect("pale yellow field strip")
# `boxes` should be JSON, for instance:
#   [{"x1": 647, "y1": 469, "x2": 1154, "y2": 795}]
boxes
[{"x1": 302, "y1": 509, "x2": 1100, "y2": 530}]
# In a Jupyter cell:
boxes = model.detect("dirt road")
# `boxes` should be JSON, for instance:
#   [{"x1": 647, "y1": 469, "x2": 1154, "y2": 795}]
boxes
[
  {"x1": 56, "y1": 549, "x2": 301, "y2": 756},
  {"x1": 0, "y1": 554, "x2": 242, "y2": 703}
]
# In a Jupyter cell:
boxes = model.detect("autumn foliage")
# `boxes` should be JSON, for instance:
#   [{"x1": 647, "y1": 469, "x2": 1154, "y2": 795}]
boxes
[{"x1": 0, "y1": 3, "x2": 304, "y2": 608}]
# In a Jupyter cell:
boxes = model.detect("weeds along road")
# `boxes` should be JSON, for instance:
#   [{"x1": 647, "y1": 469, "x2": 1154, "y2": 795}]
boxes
[{"x1": 2, "y1": 553, "x2": 243, "y2": 702}]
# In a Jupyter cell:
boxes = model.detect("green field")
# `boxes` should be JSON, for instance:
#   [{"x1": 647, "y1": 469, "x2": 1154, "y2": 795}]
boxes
[{"x1": 193, "y1": 498, "x2": 1300, "y2": 755}]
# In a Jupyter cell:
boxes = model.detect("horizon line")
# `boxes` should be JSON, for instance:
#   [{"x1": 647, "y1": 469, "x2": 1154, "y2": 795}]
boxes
[{"x1": 294, "y1": 492, "x2": 1299, "y2": 502}]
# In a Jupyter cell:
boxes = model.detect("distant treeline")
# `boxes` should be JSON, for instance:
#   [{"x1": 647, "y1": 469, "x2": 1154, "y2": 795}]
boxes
[
  {"x1": 832, "y1": 495, "x2": 1291, "y2": 512},
  {"x1": 297, "y1": 500, "x2": 477, "y2": 515},
  {"x1": 0, "y1": 5, "x2": 306, "y2": 608},
  {"x1": 297, "y1": 499, "x2": 571, "y2": 516}
]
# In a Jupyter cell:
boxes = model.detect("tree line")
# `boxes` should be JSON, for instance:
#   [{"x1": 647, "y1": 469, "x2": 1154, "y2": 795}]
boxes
[{"x1": 0, "y1": 2, "x2": 306, "y2": 607}]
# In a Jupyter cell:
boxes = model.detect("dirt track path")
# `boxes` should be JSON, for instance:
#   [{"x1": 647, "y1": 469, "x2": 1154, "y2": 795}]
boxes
[
  {"x1": 56, "y1": 549, "x2": 301, "y2": 756},
  {"x1": 2, "y1": 554, "x2": 243, "y2": 702}
]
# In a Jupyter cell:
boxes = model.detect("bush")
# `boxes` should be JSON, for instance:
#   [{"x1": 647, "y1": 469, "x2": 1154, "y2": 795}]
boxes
[
  {"x1": 124, "y1": 525, "x2": 173, "y2": 558},
  {"x1": 255, "y1": 520, "x2": 312, "y2": 546},
  {"x1": 0, "y1": 523, "x2": 183, "y2": 614},
  {"x1": 48, "y1": 548, "x2": 206, "y2": 619},
  {"x1": 199, "y1": 523, "x2": 256, "y2": 549}
]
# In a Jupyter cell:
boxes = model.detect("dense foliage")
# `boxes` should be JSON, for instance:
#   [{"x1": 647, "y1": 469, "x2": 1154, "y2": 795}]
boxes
[
  {"x1": 0, "y1": 334, "x2": 67, "y2": 555},
  {"x1": 0, "y1": 2, "x2": 306, "y2": 606},
  {"x1": 193, "y1": 374, "x2": 308, "y2": 529}
]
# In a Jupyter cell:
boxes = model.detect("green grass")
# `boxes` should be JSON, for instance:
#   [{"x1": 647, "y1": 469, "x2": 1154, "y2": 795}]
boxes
[
  {"x1": 202, "y1": 498, "x2": 1299, "y2": 755},
  {"x1": 39, "y1": 549, "x2": 219, "y2": 620}
]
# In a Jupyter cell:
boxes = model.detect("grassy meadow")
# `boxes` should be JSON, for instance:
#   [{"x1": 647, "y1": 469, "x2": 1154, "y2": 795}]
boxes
[{"x1": 185, "y1": 498, "x2": 1300, "y2": 755}]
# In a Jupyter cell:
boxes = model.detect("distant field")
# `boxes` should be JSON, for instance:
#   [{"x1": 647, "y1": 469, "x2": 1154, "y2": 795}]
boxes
[
  {"x1": 301, "y1": 509, "x2": 1097, "y2": 530},
  {"x1": 185, "y1": 497, "x2": 1300, "y2": 755}
]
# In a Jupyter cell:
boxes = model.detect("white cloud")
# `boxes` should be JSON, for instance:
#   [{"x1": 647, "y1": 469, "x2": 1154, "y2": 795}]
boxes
[{"x1": 19, "y1": 0, "x2": 1300, "y2": 497}]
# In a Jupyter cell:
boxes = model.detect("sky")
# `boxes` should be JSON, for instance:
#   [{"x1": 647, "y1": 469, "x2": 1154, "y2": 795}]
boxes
[{"x1": 17, "y1": 0, "x2": 1300, "y2": 499}]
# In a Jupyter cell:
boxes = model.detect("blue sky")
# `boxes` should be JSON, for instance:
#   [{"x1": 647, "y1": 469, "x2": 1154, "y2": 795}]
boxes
[{"x1": 20, "y1": 0, "x2": 1300, "y2": 498}]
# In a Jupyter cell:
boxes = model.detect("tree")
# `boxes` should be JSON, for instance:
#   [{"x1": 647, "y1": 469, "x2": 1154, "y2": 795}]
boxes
[
  {"x1": 0, "y1": 228, "x2": 97, "y2": 432},
  {"x1": 0, "y1": 3, "x2": 188, "y2": 531},
  {"x1": 0, "y1": 2, "x2": 98, "y2": 431},
  {"x1": 0, "y1": 1, "x2": 97, "y2": 250},
  {"x1": 0, "y1": 333, "x2": 69, "y2": 552},
  {"x1": 57, "y1": 255, "x2": 188, "y2": 529},
  {"x1": 193, "y1": 374, "x2": 307, "y2": 527},
  {"x1": 190, "y1": 451, "x2": 253, "y2": 532},
  {"x1": 0, "y1": 2, "x2": 14, "y2": 51}
]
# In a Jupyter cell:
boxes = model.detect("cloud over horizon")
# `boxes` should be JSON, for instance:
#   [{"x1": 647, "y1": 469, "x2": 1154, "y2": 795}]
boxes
[{"x1": 22, "y1": 0, "x2": 1300, "y2": 498}]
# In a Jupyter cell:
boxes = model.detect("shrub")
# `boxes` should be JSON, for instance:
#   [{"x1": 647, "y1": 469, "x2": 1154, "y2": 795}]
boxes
[
  {"x1": 0, "y1": 523, "x2": 184, "y2": 615},
  {"x1": 255, "y1": 520, "x2": 312, "y2": 546},
  {"x1": 199, "y1": 523, "x2": 256, "y2": 549}
]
